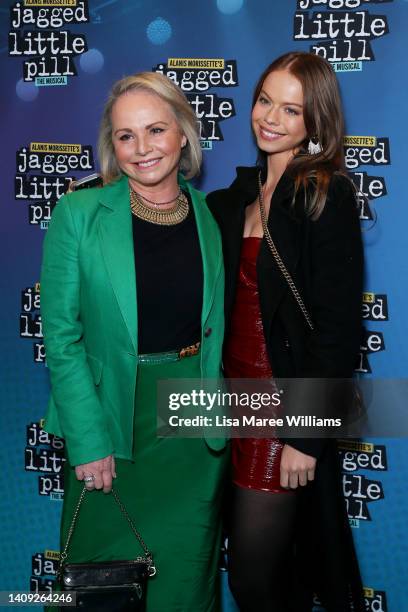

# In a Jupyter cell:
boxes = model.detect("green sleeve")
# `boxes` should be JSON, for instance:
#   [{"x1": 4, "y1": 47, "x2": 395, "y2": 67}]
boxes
[{"x1": 41, "y1": 195, "x2": 114, "y2": 465}]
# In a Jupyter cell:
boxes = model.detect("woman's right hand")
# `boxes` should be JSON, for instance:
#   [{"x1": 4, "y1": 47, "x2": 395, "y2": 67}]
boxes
[
  {"x1": 280, "y1": 444, "x2": 316, "y2": 489},
  {"x1": 75, "y1": 455, "x2": 116, "y2": 493}
]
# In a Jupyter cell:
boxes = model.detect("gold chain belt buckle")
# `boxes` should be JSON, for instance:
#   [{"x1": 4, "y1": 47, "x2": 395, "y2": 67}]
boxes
[{"x1": 178, "y1": 341, "x2": 201, "y2": 359}]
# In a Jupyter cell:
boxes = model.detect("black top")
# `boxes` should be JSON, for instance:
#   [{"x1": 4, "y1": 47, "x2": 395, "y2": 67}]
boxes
[{"x1": 132, "y1": 192, "x2": 203, "y2": 354}]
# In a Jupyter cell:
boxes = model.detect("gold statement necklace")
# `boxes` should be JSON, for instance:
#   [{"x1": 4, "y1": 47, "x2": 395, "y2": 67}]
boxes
[{"x1": 130, "y1": 187, "x2": 189, "y2": 226}]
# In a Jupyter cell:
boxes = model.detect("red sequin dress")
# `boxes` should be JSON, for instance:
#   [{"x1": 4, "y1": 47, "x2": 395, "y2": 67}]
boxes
[{"x1": 224, "y1": 237, "x2": 288, "y2": 492}]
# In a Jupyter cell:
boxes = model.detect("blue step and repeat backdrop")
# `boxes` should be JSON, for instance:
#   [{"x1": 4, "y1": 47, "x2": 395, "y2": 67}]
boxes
[{"x1": 1, "y1": 0, "x2": 408, "y2": 610}]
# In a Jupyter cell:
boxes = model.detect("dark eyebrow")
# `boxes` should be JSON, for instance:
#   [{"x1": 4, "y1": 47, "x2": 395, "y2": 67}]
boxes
[
  {"x1": 114, "y1": 121, "x2": 169, "y2": 135},
  {"x1": 259, "y1": 90, "x2": 303, "y2": 108},
  {"x1": 283, "y1": 102, "x2": 303, "y2": 108}
]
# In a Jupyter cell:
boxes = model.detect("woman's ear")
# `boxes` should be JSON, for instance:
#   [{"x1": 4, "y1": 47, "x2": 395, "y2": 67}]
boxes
[{"x1": 181, "y1": 135, "x2": 187, "y2": 148}]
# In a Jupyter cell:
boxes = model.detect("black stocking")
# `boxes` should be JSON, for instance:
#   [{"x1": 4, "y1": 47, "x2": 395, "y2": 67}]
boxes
[{"x1": 227, "y1": 485, "x2": 297, "y2": 612}]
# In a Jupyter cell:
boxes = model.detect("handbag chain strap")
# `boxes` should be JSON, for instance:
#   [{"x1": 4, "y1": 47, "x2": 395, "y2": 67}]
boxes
[
  {"x1": 59, "y1": 485, "x2": 156, "y2": 576},
  {"x1": 257, "y1": 172, "x2": 314, "y2": 332}
]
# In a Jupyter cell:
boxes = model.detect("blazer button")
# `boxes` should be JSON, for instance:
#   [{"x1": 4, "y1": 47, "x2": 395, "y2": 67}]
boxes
[{"x1": 204, "y1": 327, "x2": 212, "y2": 338}]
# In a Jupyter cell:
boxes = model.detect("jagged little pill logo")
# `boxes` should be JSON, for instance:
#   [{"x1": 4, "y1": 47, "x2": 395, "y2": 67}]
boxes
[
  {"x1": 15, "y1": 142, "x2": 95, "y2": 229},
  {"x1": 25, "y1": 420, "x2": 65, "y2": 499},
  {"x1": 20, "y1": 283, "x2": 44, "y2": 364},
  {"x1": 30, "y1": 549, "x2": 59, "y2": 592},
  {"x1": 338, "y1": 440, "x2": 387, "y2": 526},
  {"x1": 313, "y1": 586, "x2": 388, "y2": 611},
  {"x1": 363, "y1": 587, "x2": 388, "y2": 612},
  {"x1": 8, "y1": 0, "x2": 90, "y2": 86},
  {"x1": 344, "y1": 135, "x2": 391, "y2": 221},
  {"x1": 356, "y1": 292, "x2": 388, "y2": 374},
  {"x1": 293, "y1": 0, "x2": 393, "y2": 72},
  {"x1": 153, "y1": 58, "x2": 238, "y2": 149},
  {"x1": 362, "y1": 292, "x2": 388, "y2": 322}
]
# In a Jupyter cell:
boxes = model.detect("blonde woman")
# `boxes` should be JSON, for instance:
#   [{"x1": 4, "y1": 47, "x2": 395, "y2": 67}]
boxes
[{"x1": 41, "y1": 72, "x2": 227, "y2": 612}]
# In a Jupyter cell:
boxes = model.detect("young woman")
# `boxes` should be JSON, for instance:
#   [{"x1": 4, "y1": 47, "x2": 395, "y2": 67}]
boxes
[{"x1": 207, "y1": 52, "x2": 364, "y2": 611}]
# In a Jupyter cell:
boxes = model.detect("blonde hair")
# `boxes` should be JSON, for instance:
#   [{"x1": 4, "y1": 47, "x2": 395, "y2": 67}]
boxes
[{"x1": 98, "y1": 72, "x2": 202, "y2": 183}]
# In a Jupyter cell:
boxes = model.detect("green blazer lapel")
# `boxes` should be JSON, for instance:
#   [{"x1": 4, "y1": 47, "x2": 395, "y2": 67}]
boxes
[
  {"x1": 182, "y1": 177, "x2": 221, "y2": 325},
  {"x1": 98, "y1": 175, "x2": 138, "y2": 354}
]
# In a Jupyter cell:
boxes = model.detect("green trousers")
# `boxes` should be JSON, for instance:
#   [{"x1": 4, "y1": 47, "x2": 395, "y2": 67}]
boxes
[{"x1": 59, "y1": 352, "x2": 228, "y2": 612}]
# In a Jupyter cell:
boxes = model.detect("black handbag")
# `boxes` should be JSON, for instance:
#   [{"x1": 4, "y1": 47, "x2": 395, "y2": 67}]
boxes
[{"x1": 57, "y1": 485, "x2": 156, "y2": 611}]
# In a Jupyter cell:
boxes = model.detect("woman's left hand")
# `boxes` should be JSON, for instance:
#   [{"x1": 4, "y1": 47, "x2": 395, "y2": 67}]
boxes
[{"x1": 280, "y1": 444, "x2": 316, "y2": 489}]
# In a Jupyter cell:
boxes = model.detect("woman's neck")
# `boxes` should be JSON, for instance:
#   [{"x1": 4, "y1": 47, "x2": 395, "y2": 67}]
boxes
[
  {"x1": 128, "y1": 177, "x2": 180, "y2": 208},
  {"x1": 264, "y1": 150, "x2": 293, "y2": 193}
]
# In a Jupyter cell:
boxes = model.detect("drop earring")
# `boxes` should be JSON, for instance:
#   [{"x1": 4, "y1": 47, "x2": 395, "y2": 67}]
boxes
[{"x1": 308, "y1": 136, "x2": 322, "y2": 155}]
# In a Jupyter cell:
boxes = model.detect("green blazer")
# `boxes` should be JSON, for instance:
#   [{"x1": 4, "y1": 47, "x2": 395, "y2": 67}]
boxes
[{"x1": 41, "y1": 174, "x2": 225, "y2": 466}]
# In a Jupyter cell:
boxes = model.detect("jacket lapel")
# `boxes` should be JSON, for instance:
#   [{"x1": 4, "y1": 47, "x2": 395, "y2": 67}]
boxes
[
  {"x1": 98, "y1": 175, "x2": 138, "y2": 354},
  {"x1": 96, "y1": 174, "x2": 222, "y2": 354},
  {"x1": 258, "y1": 171, "x2": 301, "y2": 271},
  {"x1": 181, "y1": 176, "x2": 221, "y2": 326},
  {"x1": 225, "y1": 168, "x2": 302, "y2": 340},
  {"x1": 257, "y1": 171, "x2": 302, "y2": 341}
]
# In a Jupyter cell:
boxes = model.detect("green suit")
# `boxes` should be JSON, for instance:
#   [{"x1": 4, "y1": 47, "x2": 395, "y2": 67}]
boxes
[{"x1": 41, "y1": 173, "x2": 226, "y2": 466}]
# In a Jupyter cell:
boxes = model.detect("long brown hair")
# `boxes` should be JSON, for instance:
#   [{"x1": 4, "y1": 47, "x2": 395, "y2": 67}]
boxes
[{"x1": 253, "y1": 52, "x2": 346, "y2": 218}]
